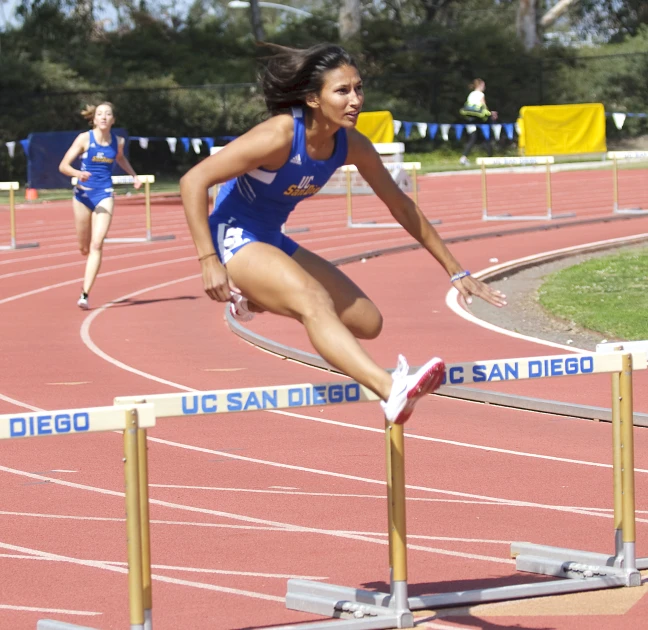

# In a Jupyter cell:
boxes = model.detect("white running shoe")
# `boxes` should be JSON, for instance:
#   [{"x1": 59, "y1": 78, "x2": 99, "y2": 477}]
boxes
[
  {"x1": 380, "y1": 355, "x2": 445, "y2": 425},
  {"x1": 229, "y1": 293, "x2": 255, "y2": 323},
  {"x1": 459, "y1": 156, "x2": 470, "y2": 166},
  {"x1": 77, "y1": 292, "x2": 89, "y2": 310}
]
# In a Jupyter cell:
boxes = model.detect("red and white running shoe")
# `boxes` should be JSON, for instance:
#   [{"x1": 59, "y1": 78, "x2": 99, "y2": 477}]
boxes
[
  {"x1": 380, "y1": 355, "x2": 445, "y2": 425},
  {"x1": 229, "y1": 293, "x2": 255, "y2": 323}
]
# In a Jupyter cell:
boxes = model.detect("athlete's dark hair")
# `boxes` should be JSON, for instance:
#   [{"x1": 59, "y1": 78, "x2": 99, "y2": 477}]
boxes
[{"x1": 259, "y1": 43, "x2": 358, "y2": 115}]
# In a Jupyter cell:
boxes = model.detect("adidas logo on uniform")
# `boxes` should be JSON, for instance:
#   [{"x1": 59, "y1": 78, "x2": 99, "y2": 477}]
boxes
[{"x1": 289, "y1": 154, "x2": 302, "y2": 165}]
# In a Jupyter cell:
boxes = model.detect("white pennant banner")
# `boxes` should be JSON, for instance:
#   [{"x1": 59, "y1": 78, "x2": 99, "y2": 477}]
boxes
[
  {"x1": 393, "y1": 120, "x2": 402, "y2": 135},
  {"x1": 166, "y1": 137, "x2": 177, "y2": 153},
  {"x1": 612, "y1": 113, "x2": 626, "y2": 130},
  {"x1": 6, "y1": 141, "x2": 15, "y2": 158},
  {"x1": 466, "y1": 124, "x2": 477, "y2": 135},
  {"x1": 515, "y1": 122, "x2": 522, "y2": 136},
  {"x1": 440, "y1": 124, "x2": 451, "y2": 141},
  {"x1": 416, "y1": 122, "x2": 427, "y2": 138},
  {"x1": 492, "y1": 124, "x2": 502, "y2": 141},
  {"x1": 191, "y1": 138, "x2": 203, "y2": 153},
  {"x1": 138, "y1": 137, "x2": 149, "y2": 149}
]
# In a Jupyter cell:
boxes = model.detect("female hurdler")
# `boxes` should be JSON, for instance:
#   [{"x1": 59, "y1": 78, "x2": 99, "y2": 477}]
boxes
[
  {"x1": 180, "y1": 44, "x2": 506, "y2": 425},
  {"x1": 59, "y1": 102, "x2": 142, "y2": 309}
]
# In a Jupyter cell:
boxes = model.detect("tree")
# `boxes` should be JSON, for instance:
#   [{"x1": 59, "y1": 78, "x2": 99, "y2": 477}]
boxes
[
  {"x1": 516, "y1": 0, "x2": 538, "y2": 50},
  {"x1": 339, "y1": 0, "x2": 360, "y2": 41}
]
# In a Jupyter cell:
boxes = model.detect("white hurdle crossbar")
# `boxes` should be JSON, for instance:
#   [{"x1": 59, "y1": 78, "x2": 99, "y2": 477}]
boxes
[
  {"x1": 342, "y1": 162, "x2": 441, "y2": 229},
  {"x1": 607, "y1": 151, "x2": 648, "y2": 215},
  {"x1": 1, "y1": 403, "x2": 156, "y2": 630},
  {"x1": 0, "y1": 181, "x2": 40, "y2": 251},
  {"x1": 71, "y1": 175, "x2": 175, "y2": 243},
  {"x1": 477, "y1": 156, "x2": 576, "y2": 221},
  {"x1": 116, "y1": 349, "x2": 645, "y2": 629}
]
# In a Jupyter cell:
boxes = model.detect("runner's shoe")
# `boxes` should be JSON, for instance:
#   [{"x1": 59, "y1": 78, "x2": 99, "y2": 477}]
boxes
[
  {"x1": 229, "y1": 293, "x2": 255, "y2": 323},
  {"x1": 381, "y1": 355, "x2": 445, "y2": 425},
  {"x1": 77, "y1": 292, "x2": 89, "y2": 310}
]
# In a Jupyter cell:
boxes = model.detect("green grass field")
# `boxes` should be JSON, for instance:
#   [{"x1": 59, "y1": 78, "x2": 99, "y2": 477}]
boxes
[{"x1": 538, "y1": 247, "x2": 648, "y2": 341}]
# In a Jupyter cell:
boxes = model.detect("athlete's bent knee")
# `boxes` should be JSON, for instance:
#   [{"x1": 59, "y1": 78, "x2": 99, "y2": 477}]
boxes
[{"x1": 347, "y1": 308, "x2": 383, "y2": 340}]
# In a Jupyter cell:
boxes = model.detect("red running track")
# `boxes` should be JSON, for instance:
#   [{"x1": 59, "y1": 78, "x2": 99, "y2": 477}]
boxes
[{"x1": 0, "y1": 169, "x2": 648, "y2": 630}]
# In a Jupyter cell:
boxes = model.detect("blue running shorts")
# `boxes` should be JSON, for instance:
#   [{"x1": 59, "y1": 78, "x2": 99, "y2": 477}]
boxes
[
  {"x1": 74, "y1": 186, "x2": 114, "y2": 212},
  {"x1": 209, "y1": 216, "x2": 299, "y2": 264}
]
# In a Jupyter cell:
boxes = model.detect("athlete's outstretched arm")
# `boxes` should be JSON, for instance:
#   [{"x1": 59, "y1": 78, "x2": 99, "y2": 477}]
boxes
[
  {"x1": 346, "y1": 129, "x2": 505, "y2": 307},
  {"x1": 180, "y1": 116, "x2": 293, "y2": 302},
  {"x1": 115, "y1": 138, "x2": 142, "y2": 189},
  {"x1": 59, "y1": 133, "x2": 91, "y2": 181}
]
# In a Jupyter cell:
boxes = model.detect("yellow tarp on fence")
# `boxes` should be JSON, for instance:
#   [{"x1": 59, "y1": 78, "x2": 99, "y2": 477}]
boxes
[
  {"x1": 520, "y1": 103, "x2": 607, "y2": 155},
  {"x1": 356, "y1": 111, "x2": 394, "y2": 144}
]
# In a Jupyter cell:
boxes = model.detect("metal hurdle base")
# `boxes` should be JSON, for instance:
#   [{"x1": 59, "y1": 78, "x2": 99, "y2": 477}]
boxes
[
  {"x1": 348, "y1": 219, "x2": 442, "y2": 229},
  {"x1": 284, "y1": 580, "x2": 413, "y2": 629},
  {"x1": 0, "y1": 241, "x2": 40, "y2": 250},
  {"x1": 482, "y1": 212, "x2": 576, "y2": 222},
  {"x1": 37, "y1": 621, "x2": 99, "y2": 630},
  {"x1": 614, "y1": 208, "x2": 648, "y2": 216},
  {"x1": 105, "y1": 234, "x2": 175, "y2": 243}
]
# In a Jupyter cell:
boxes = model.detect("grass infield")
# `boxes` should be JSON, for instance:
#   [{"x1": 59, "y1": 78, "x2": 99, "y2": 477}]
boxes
[{"x1": 538, "y1": 246, "x2": 648, "y2": 341}]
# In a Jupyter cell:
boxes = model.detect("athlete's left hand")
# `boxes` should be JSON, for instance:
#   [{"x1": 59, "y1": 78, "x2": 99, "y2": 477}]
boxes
[
  {"x1": 453, "y1": 275, "x2": 506, "y2": 308},
  {"x1": 132, "y1": 176, "x2": 142, "y2": 190}
]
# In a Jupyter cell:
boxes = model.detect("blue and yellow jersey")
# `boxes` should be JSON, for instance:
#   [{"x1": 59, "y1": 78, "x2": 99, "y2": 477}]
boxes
[
  {"x1": 80, "y1": 130, "x2": 118, "y2": 190},
  {"x1": 212, "y1": 108, "x2": 348, "y2": 231}
]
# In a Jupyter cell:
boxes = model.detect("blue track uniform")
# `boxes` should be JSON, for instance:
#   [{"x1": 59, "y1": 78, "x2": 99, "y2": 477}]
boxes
[
  {"x1": 74, "y1": 130, "x2": 118, "y2": 211},
  {"x1": 209, "y1": 108, "x2": 348, "y2": 263}
]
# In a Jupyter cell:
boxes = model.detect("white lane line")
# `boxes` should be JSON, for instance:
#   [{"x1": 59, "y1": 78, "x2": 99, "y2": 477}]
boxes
[
  {"x1": 0, "y1": 465, "x2": 513, "y2": 565},
  {"x1": 0, "y1": 604, "x2": 100, "y2": 616},
  {"x1": 445, "y1": 233, "x2": 648, "y2": 352},
  {"x1": 77, "y1": 278, "x2": 648, "y2": 477},
  {"x1": 0, "y1": 541, "x2": 284, "y2": 603},
  {"x1": 0, "y1": 257, "x2": 195, "y2": 306},
  {"x1": 0, "y1": 244, "x2": 192, "y2": 280},
  {"x1": 0, "y1": 555, "x2": 326, "y2": 580},
  {"x1": 0, "y1": 393, "x2": 41, "y2": 411},
  {"x1": 143, "y1": 435, "x2": 648, "y2": 524},
  {"x1": 270, "y1": 409, "x2": 648, "y2": 474}
]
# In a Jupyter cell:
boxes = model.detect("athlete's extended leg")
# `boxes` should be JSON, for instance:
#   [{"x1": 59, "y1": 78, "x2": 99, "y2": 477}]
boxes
[
  {"x1": 82, "y1": 197, "x2": 114, "y2": 295},
  {"x1": 225, "y1": 243, "x2": 444, "y2": 424},
  {"x1": 292, "y1": 247, "x2": 383, "y2": 339},
  {"x1": 228, "y1": 242, "x2": 392, "y2": 398},
  {"x1": 73, "y1": 198, "x2": 92, "y2": 256}
]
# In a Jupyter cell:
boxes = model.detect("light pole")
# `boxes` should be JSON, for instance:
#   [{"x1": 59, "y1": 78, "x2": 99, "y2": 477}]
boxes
[{"x1": 227, "y1": 1, "x2": 313, "y2": 19}]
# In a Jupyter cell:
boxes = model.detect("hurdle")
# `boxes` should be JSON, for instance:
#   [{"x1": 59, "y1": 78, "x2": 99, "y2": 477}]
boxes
[
  {"x1": 0, "y1": 181, "x2": 40, "y2": 251},
  {"x1": 607, "y1": 151, "x2": 648, "y2": 215},
  {"x1": 477, "y1": 156, "x2": 576, "y2": 221},
  {"x1": 343, "y1": 163, "x2": 441, "y2": 229},
  {"x1": 71, "y1": 175, "x2": 175, "y2": 243},
  {"x1": 0, "y1": 402, "x2": 156, "y2": 630},
  {"x1": 116, "y1": 348, "x2": 645, "y2": 628}
]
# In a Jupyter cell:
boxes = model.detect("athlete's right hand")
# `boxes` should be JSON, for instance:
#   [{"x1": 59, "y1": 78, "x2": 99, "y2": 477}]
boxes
[
  {"x1": 77, "y1": 171, "x2": 92, "y2": 182},
  {"x1": 201, "y1": 256, "x2": 236, "y2": 302}
]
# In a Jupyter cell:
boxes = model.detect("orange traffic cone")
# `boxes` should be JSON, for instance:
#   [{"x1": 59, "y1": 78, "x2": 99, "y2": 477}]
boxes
[{"x1": 25, "y1": 188, "x2": 39, "y2": 201}]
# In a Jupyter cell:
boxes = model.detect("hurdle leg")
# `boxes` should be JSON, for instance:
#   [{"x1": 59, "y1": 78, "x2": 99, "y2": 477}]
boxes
[
  {"x1": 346, "y1": 169, "x2": 353, "y2": 228},
  {"x1": 611, "y1": 369, "x2": 624, "y2": 562},
  {"x1": 138, "y1": 428, "x2": 153, "y2": 629},
  {"x1": 283, "y1": 418, "x2": 414, "y2": 628},
  {"x1": 387, "y1": 422, "x2": 412, "y2": 623},
  {"x1": 619, "y1": 354, "x2": 639, "y2": 578},
  {"x1": 0, "y1": 182, "x2": 39, "y2": 250},
  {"x1": 125, "y1": 409, "x2": 145, "y2": 630},
  {"x1": 480, "y1": 161, "x2": 488, "y2": 220},
  {"x1": 144, "y1": 181, "x2": 152, "y2": 241}
]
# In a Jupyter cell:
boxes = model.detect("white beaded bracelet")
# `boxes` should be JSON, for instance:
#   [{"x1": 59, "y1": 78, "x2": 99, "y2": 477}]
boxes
[{"x1": 450, "y1": 270, "x2": 471, "y2": 283}]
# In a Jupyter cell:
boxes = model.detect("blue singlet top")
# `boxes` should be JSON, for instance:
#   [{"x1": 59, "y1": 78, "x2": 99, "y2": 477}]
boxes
[
  {"x1": 80, "y1": 130, "x2": 118, "y2": 190},
  {"x1": 212, "y1": 108, "x2": 348, "y2": 231}
]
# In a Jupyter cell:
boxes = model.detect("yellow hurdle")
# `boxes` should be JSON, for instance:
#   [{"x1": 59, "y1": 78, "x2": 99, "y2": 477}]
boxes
[{"x1": 0, "y1": 181, "x2": 40, "y2": 251}]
